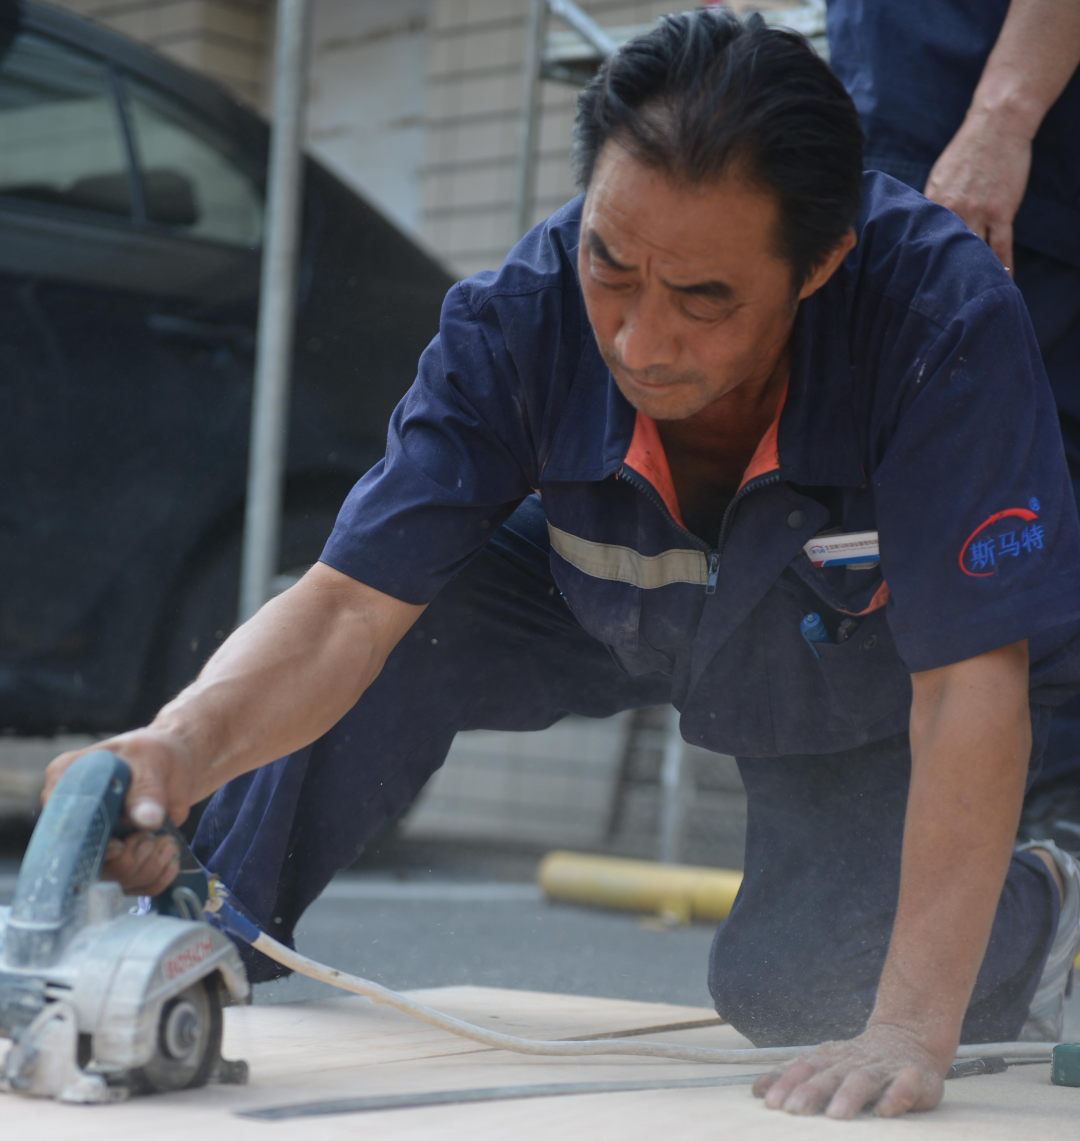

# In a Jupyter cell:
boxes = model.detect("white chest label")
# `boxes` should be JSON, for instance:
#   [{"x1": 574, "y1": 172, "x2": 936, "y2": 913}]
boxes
[{"x1": 804, "y1": 531, "x2": 880, "y2": 568}]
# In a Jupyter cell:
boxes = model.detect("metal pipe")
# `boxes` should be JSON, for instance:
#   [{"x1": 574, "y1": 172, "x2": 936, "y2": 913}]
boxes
[
  {"x1": 658, "y1": 704, "x2": 688, "y2": 864},
  {"x1": 511, "y1": 0, "x2": 547, "y2": 241},
  {"x1": 238, "y1": 0, "x2": 312, "y2": 623},
  {"x1": 548, "y1": 0, "x2": 618, "y2": 57}
]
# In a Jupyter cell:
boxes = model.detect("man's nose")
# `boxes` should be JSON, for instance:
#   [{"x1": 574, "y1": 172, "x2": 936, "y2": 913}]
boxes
[{"x1": 615, "y1": 290, "x2": 678, "y2": 371}]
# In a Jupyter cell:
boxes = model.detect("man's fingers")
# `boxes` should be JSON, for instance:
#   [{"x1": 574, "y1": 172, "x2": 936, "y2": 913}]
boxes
[
  {"x1": 42, "y1": 747, "x2": 95, "y2": 803},
  {"x1": 760, "y1": 1061, "x2": 815, "y2": 1109},
  {"x1": 875, "y1": 1067, "x2": 941, "y2": 1117},
  {"x1": 124, "y1": 757, "x2": 173, "y2": 829},
  {"x1": 751, "y1": 1069, "x2": 783, "y2": 1097},
  {"x1": 988, "y1": 222, "x2": 1014, "y2": 275},
  {"x1": 101, "y1": 833, "x2": 179, "y2": 895},
  {"x1": 130, "y1": 797, "x2": 166, "y2": 829},
  {"x1": 824, "y1": 1067, "x2": 889, "y2": 1119},
  {"x1": 776, "y1": 1067, "x2": 848, "y2": 1116},
  {"x1": 43, "y1": 731, "x2": 192, "y2": 831}
]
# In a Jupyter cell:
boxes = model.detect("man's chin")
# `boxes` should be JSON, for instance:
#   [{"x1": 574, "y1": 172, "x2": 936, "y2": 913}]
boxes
[{"x1": 615, "y1": 377, "x2": 706, "y2": 421}]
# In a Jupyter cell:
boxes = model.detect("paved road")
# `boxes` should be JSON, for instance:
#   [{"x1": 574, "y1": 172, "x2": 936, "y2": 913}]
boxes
[
  {"x1": 250, "y1": 877, "x2": 718, "y2": 1008},
  {"x1": 2, "y1": 830, "x2": 1078, "y2": 1037},
  {"x1": 0, "y1": 830, "x2": 719, "y2": 1009}
]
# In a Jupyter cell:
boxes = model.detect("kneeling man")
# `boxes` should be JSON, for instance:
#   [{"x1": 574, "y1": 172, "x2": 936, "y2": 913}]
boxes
[{"x1": 49, "y1": 9, "x2": 1080, "y2": 1119}]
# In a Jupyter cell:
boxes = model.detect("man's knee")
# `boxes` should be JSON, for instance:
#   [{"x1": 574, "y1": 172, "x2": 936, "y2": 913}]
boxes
[{"x1": 707, "y1": 918, "x2": 879, "y2": 1047}]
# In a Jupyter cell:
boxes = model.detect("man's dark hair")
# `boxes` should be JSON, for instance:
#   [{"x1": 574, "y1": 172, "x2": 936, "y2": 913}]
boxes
[{"x1": 573, "y1": 8, "x2": 864, "y2": 286}]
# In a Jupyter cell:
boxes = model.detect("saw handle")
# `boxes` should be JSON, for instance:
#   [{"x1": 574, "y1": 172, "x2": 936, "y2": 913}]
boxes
[
  {"x1": 112, "y1": 817, "x2": 211, "y2": 920},
  {"x1": 3, "y1": 750, "x2": 131, "y2": 968}
]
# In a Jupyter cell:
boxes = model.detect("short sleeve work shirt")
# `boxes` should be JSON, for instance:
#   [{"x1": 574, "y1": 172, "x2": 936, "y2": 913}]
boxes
[{"x1": 323, "y1": 174, "x2": 1080, "y2": 756}]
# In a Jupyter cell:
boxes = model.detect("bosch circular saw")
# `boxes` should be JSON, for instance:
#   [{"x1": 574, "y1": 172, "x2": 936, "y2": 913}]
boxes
[{"x1": 0, "y1": 750, "x2": 249, "y2": 1103}]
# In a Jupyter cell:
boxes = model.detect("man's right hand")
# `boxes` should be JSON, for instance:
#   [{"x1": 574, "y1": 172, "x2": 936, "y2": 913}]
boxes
[{"x1": 44, "y1": 726, "x2": 200, "y2": 895}]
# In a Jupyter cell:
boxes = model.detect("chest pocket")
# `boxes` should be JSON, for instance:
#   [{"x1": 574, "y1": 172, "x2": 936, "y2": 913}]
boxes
[
  {"x1": 787, "y1": 539, "x2": 888, "y2": 618},
  {"x1": 810, "y1": 605, "x2": 911, "y2": 730},
  {"x1": 778, "y1": 548, "x2": 909, "y2": 733}
]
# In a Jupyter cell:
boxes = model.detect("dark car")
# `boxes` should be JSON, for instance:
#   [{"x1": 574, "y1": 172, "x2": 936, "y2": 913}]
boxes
[{"x1": 0, "y1": 0, "x2": 453, "y2": 733}]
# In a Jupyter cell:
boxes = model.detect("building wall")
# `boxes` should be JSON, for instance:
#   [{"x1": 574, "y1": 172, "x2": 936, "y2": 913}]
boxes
[
  {"x1": 305, "y1": 0, "x2": 432, "y2": 242},
  {"x1": 421, "y1": 0, "x2": 660, "y2": 279},
  {"x1": 53, "y1": 0, "x2": 271, "y2": 108}
]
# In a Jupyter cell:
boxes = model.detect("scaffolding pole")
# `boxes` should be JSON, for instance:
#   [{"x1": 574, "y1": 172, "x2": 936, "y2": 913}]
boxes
[
  {"x1": 238, "y1": 0, "x2": 312, "y2": 623},
  {"x1": 512, "y1": 0, "x2": 547, "y2": 241},
  {"x1": 511, "y1": 0, "x2": 617, "y2": 242},
  {"x1": 658, "y1": 705, "x2": 688, "y2": 864}
]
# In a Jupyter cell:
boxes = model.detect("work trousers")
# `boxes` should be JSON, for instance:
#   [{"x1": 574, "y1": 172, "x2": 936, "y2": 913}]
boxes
[
  {"x1": 1014, "y1": 245, "x2": 1080, "y2": 788},
  {"x1": 193, "y1": 495, "x2": 1059, "y2": 1045}
]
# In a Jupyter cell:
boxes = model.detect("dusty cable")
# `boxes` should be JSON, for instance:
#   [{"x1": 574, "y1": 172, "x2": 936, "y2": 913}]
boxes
[{"x1": 235, "y1": 919, "x2": 1054, "y2": 1068}]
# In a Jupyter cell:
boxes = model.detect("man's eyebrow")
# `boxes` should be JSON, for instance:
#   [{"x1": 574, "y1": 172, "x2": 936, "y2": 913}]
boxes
[
  {"x1": 584, "y1": 230, "x2": 633, "y2": 270},
  {"x1": 664, "y1": 278, "x2": 736, "y2": 302},
  {"x1": 584, "y1": 229, "x2": 735, "y2": 300}
]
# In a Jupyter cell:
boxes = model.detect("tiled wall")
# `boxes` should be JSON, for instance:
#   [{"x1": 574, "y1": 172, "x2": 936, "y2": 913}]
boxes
[
  {"x1": 419, "y1": 0, "x2": 787, "y2": 278},
  {"x1": 48, "y1": 0, "x2": 271, "y2": 108},
  {"x1": 305, "y1": 0, "x2": 432, "y2": 240},
  {"x1": 422, "y1": 0, "x2": 664, "y2": 279}
]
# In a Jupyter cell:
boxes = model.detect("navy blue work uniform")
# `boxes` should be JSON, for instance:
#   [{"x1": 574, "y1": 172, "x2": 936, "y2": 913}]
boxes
[
  {"x1": 827, "y1": 0, "x2": 1080, "y2": 785},
  {"x1": 195, "y1": 174, "x2": 1080, "y2": 1045}
]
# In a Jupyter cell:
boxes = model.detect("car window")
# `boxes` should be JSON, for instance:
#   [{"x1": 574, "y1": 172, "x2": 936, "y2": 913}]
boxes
[
  {"x1": 122, "y1": 77, "x2": 264, "y2": 248},
  {"x1": 0, "y1": 32, "x2": 132, "y2": 218}
]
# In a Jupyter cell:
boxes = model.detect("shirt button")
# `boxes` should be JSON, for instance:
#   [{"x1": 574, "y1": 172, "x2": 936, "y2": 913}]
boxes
[{"x1": 787, "y1": 509, "x2": 807, "y2": 530}]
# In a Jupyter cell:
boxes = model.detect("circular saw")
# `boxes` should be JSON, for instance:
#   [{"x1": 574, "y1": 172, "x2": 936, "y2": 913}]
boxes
[{"x1": 0, "y1": 750, "x2": 249, "y2": 1103}]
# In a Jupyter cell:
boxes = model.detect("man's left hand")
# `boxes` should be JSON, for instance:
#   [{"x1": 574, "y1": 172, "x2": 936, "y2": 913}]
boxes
[
  {"x1": 924, "y1": 110, "x2": 1032, "y2": 274},
  {"x1": 751, "y1": 1023, "x2": 946, "y2": 1118}
]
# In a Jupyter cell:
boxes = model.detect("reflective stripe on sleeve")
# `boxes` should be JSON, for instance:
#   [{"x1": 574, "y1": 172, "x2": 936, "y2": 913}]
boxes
[{"x1": 547, "y1": 523, "x2": 708, "y2": 588}]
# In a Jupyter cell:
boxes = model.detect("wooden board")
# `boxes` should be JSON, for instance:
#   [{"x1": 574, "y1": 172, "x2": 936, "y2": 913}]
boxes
[{"x1": 2, "y1": 986, "x2": 1077, "y2": 1138}]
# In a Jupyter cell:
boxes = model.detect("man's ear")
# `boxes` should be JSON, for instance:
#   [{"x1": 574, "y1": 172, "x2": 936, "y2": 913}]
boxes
[{"x1": 797, "y1": 229, "x2": 857, "y2": 301}]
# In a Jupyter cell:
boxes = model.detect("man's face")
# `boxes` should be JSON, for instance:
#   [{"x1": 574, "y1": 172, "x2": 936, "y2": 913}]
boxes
[{"x1": 579, "y1": 142, "x2": 808, "y2": 421}]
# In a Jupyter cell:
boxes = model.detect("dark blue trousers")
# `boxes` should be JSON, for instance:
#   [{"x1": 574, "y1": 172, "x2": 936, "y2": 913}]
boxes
[
  {"x1": 193, "y1": 495, "x2": 1059, "y2": 1045},
  {"x1": 1014, "y1": 245, "x2": 1080, "y2": 789}
]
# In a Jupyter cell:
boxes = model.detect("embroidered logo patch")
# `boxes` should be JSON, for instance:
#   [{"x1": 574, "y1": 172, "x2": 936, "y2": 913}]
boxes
[
  {"x1": 804, "y1": 531, "x2": 880, "y2": 569},
  {"x1": 959, "y1": 508, "x2": 1043, "y2": 577}
]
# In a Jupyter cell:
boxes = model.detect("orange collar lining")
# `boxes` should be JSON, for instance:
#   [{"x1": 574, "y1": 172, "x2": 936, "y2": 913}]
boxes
[{"x1": 623, "y1": 383, "x2": 787, "y2": 529}]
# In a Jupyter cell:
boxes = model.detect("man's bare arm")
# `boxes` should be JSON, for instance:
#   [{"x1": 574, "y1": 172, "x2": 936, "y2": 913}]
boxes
[
  {"x1": 753, "y1": 639, "x2": 1032, "y2": 1118},
  {"x1": 924, "y1": 0, "x2": 1080, "y2": 270},
  {"x1": 43, "y1": 563, "x2": 425, "y2": 893}
]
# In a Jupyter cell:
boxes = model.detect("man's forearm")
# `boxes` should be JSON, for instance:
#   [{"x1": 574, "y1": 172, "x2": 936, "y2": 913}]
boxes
[
  {"x1": 869, "y1": 641, "x2": 1031, "y2": 1058},
  {"x1": 151, "y1": 563, "x2": 425, "y2": 802},
  {"x1": 972, "y1": 0, "x2": 1080, "y2": 139}
]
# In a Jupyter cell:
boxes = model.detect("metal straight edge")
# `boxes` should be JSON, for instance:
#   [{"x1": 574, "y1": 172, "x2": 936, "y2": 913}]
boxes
[
  {"x1": 236, "y1": 1072, "x2": 763, "y2": 1120},
  {"x1": 238, "y1": 0, "x2": 312, "y2": 623}
]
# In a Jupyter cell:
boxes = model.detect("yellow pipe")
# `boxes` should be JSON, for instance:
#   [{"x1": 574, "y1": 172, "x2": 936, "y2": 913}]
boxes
[
  {"x1": 538, "y1": 851, "x2": 743, "y2": 925},
  {"x1": 540, "y1": 853, "x2": 1080, "y2": 971}
]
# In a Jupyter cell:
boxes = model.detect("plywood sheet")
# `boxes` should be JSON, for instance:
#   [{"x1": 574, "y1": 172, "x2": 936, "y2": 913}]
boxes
[{"x1": 1, "y1": 985, "x2": 1076, "y2": 1139}]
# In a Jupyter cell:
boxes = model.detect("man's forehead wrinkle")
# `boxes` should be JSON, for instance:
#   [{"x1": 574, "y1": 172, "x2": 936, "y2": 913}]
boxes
[{"x1": 588, "y1": 211, "x2": 720, "y2": 274}]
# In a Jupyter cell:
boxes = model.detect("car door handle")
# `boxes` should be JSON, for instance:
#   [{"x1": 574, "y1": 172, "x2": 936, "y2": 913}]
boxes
[{"x1": 147, "y1": 313, "x2": 255, "y2": 353}]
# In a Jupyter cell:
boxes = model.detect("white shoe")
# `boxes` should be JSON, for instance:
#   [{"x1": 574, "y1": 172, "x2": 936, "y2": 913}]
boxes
[{"x1": 1017, "y1": 838, "x2": 1080, "y2": 1041}]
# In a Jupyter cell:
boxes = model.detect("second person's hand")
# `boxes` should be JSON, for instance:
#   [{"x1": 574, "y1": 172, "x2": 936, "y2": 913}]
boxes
[{"x1": 924, "y1": 109, "x2": 1032, "y2": 274}]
